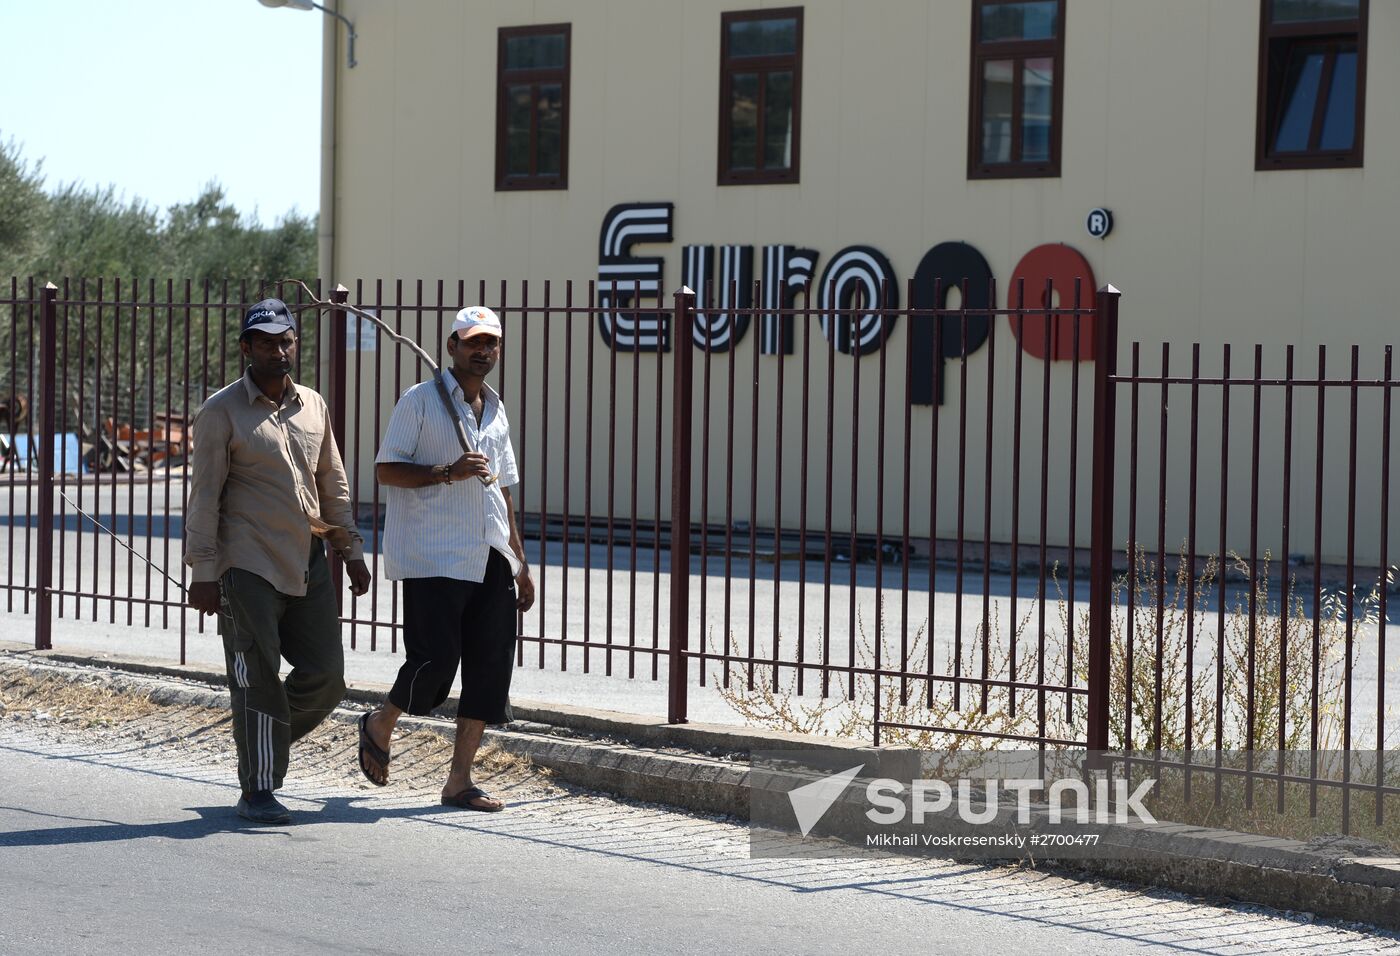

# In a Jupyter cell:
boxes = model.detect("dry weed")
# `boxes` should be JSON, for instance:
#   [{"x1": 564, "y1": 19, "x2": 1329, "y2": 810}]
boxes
[
  {"x1": 0, "y1": 664, "x2": 553, "y2": 797},
  {"x1": 714, "y1": 547, "x2": 1396, "y2": 758}
]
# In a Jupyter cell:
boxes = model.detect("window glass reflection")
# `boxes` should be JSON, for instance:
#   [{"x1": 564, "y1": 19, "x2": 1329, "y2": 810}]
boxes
[
  {"x1": 536, "y1": 84, "x2": 562, "y2": 176},
  {"x1": 729, "y1": 18, "x2": 798, "y2": 57},
  {"x1": 981, "y1": 59, "x2": 1014, "y2": 164},
  {"x1": 1021, "y1": 57, "x2": 1053, "y2": 163},
  {"x1": 1319, "y1": 50, "x2": 1357, "y2": 150},
  {"x1": 1272, "y1": 0, "x2": 1360, "y2": 23},
  {"x1": 729, "y1": 73, "x2": 760, "y2": 170},
  {"x1": 981, "y1": 1, "x2": 1059, "y2": 41},
  {"x1": 506, "y1": 85, "x2": 533, "y2": 175},
  {"x1": 505, "y1": 34, "x2": 566, "y2": 69},
  {"x1": 763, "y1": 72, "x2": 794, "y2": 169},
  {"x1": 1274, "y1": 50, "x2": 1324, "y2": 152}
]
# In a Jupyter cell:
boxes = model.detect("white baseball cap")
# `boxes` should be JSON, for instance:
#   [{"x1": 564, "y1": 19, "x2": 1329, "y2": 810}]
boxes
[{"x1": 452, "y1": 306, "x2": 502, "y2": 341}]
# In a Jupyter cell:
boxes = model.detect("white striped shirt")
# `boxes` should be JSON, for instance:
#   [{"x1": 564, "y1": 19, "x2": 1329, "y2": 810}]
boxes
[{"x1": 375, "y1": 376, "x2": 521, "y2": 582}]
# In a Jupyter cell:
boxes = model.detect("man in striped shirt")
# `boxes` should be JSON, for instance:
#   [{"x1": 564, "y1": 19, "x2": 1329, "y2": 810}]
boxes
[{"x1": 359, "y1": 305, "x2": 534, "y2": 810}]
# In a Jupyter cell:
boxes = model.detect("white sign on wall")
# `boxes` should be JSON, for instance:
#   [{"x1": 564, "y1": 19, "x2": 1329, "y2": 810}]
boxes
[{"x1": 347, "y1": 311, "x2": 378, "y2": 351}]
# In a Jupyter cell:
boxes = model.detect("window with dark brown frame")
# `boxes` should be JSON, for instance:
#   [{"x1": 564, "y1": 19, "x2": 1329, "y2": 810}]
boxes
[
  {"x1": 967, "y1": 0, "x2": 1065, "y2": 179},
  {"x1": 1256, "y1": 0, "x2": 1366, "y2": 170},
  {"x1": 718, "y1": 8, "x2": 803, "y2": 186},
  {"x1": 496, "y1": 24, "x2": 570, "y2": 191}
]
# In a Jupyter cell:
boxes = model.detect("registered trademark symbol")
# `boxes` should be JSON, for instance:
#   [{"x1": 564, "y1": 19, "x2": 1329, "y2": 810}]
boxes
[{"x1": 1086, "y1": 208, "x2": 1113, "y2": 239}]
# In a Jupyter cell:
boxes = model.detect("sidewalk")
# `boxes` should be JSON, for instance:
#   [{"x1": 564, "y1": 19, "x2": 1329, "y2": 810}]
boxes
[
  {"x1": 13, "y1": 701, "x2": 1384, "y2": 956},
  {"x1": 6, "y1": 642, "x2": 1400, "y2": 932}
]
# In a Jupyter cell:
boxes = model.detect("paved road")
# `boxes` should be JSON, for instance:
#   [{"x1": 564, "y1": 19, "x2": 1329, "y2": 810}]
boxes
[{"x1": 3, "y1": 723, "x2": 1397, "y2": 955}]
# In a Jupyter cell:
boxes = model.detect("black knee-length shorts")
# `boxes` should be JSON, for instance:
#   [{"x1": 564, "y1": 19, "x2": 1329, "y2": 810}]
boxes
[{"x1": 387, "y1": 549, "x2": 518, "y2": 724}]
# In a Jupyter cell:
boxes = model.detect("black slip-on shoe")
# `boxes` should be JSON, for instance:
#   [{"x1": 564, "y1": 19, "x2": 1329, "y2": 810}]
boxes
[{"x1": 237, "y1": 789, "x2": 292, "y2": 825}]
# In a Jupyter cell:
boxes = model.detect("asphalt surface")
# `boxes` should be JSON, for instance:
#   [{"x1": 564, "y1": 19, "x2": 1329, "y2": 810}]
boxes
[{"x1": 3, "y1": 719, "x2": 1398, "y2": 955}]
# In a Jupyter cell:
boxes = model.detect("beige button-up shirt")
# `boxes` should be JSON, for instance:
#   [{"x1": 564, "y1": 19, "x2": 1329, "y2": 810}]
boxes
[{"x1": 184, "y1": 371, "x2": 364, "y2": 596}]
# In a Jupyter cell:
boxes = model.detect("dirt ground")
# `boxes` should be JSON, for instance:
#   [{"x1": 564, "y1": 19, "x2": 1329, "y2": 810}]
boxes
[{"x1": 0, "y1": 662, "x2": 561, "y2": 803}]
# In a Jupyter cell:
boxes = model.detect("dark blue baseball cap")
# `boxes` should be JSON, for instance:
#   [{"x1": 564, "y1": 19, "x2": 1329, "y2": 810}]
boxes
[{"x1": 241, "y1": 298, "x2": 296, "y2": 338}]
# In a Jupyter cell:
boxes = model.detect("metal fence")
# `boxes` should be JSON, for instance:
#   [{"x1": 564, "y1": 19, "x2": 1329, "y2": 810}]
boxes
[
  {"x1": 1109, "y1": 340, "x2": 1398, "y2": 833},
  {"x1": 6, "y1": 275, "x2": 1399, "y2": 831},
  {"x1": 1, "y1": 278, "x2": 327, "y2": 635},
  {"x1": 316, "y1": 276, "x2": 1112, "y2": 752}
]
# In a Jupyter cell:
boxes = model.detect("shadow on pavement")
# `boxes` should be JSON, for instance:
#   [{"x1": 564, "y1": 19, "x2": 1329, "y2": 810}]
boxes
[{"x1": 0, "y1": 793, "x2": 559, "y2": 848}]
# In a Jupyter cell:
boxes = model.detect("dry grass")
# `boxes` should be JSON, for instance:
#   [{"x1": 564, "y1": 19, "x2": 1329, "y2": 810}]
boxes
[
  {"x1": 0, "y1": 665, "x2": 551, "y2": 797},
  {"x1": 713, "y1": 604, "x2": 1050, "y2": 761},
  {"x1": 0, "y1": 668, "x2": 165, "y2": 726},
  {"x1": 714, "y1": 547, "x2": 1396, "y2": 764},
  {"x1": 712, "y1": 549, "x2": 1400, "y2": 841}
]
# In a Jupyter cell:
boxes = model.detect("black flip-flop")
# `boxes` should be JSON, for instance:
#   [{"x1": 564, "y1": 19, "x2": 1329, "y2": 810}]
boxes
[
  {"x1": 358, "y1": 712, "x2": 390, "y2": 787},
  {"x1": 441, "y1": 785, "x2": 504, "y2": 812}
]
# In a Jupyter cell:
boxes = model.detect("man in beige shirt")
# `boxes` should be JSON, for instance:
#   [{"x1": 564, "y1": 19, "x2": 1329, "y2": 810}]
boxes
[{"x1": 184, "y1": 297, "x2": 371, "y2": 824}]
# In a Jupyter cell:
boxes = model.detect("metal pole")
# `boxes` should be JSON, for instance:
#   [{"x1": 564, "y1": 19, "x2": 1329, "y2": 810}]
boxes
[
  {"x1": 328, "y1": 284, "x2": 350, "y2": 449},
  {"x1": 667, "y1": 287, "x2": 696, "y2": 724},
  {"x1": 328, "y1": 283, "x2": 349, "y2": 608},
  {"x1": 1087, "y1": 284, "x2": 1121, "y2": 753},
  {"x1": 35, "y1": 283, "x2": 58, "y2": 649}
]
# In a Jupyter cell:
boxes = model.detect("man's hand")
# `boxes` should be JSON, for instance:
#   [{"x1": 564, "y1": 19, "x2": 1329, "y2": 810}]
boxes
[
  {"x1": 346, "y1": 558, "x2": 372, "y2": 596},
  {"x1": 450, "y1": 451, "x2": 492, "y2": 481},
  {"x1": 514, "y1": 567, "x2": 535, "y2": 612},
  {"x1": 187, "y1": 581, "x2": 222, "y2": 616}
]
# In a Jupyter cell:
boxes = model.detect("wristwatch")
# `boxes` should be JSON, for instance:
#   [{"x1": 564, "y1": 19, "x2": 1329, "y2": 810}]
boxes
[{"x1": 433, "y1": 464, "x2": 453, "y2": 485}]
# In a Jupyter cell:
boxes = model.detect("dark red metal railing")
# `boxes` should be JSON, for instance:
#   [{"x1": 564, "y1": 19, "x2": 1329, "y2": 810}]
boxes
[
  {"x1": 1108, "y1": 338, "x2": 1398, "y2": 833},
  {"x1": 8, "y1": 274, "x2": 1400, "y2": 832},
  {"x1": 6, "y1": 279, "x2": 326, "y2": 656}
]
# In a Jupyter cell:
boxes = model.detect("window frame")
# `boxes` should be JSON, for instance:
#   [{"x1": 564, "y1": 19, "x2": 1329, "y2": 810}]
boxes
[
  {"x1": 1255, "y1": 0, "x2": 1367, "y2": 171},
  {"x1": 717, "y1": 7, "x2": 804, "y2": 186},
  {"x1": 967, "y1": 0, "x2": 1066, "y2": 180},
  {"x1": 495, "y1": 23, "x2": 572, "y2": 191}
]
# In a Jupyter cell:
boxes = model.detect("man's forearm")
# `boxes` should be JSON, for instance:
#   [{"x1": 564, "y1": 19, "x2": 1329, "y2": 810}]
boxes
[
  {"x1": 376, "y1": 462, "x2": 452, "y2": 488},
  {"x1": 509, "y1": 522, "x2": 527, "y2": 569},
  {"x1": 502, "y1": 488, "x2": 528, "y2": 572}
]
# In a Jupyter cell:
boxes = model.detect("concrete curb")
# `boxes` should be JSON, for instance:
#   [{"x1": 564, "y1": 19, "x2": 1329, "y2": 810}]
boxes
[
  {"x1": 0, "y1": 642, "x2": 879, "y2": 753},
  {"x1": 5, "y1": 644, "x2": 1400, "y2": 930}
]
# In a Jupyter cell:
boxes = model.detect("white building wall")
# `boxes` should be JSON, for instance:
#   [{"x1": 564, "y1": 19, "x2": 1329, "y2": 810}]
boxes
[{"x1": 328, "y1": 0, "x2": 1400, "y2": 565}]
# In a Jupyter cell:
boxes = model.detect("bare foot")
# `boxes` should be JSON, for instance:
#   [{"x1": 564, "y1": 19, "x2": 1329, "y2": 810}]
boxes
[
  {"x1": 367, "y1": 709, "x2": 393, "y2": 754},
  {"x1": 357, "y1": 710, "x2": 393, "y2": 786}
]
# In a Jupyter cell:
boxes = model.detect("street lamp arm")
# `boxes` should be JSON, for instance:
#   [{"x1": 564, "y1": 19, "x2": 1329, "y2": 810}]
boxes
[
  {"x1": 258, "y1": 0, "x2": 357, "y2": 69},
  {"x1": 308, "y1": 2, "x2": 357, "y2": 68}
]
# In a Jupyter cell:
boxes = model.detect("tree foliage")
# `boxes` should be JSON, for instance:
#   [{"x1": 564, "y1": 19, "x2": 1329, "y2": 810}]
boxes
[
  {"x1": 0, "y1": 138, "x2": 46, "y2": 270},
  {"x1": 0, "y1": 137, "x2": 320, "y2": 441},
  {"x1": 0, "y1": 138, "x2": 316, "y2": 284}
]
